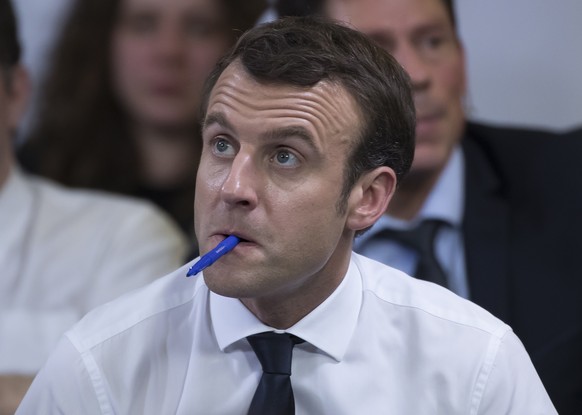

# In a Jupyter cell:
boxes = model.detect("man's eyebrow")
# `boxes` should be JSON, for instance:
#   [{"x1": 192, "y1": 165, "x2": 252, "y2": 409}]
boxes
[
  {"x1": 263, "y1": 126, "x2": 320, "y2": 152},
  {"x1": 202, "y1": 112, "x2": 233, "y2": 132},
  {"x1": 413, "y1": 21, "x2": 451, "y2": 37},
  {"x1": 203, "y1": 113, "x2": 320, "y2": 152}
]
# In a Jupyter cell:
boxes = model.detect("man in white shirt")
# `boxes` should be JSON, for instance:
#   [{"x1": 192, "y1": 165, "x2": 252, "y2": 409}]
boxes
[
  {"x1": 0, "y1": 1, "x2": 188, "y2": 412},
  {"x1": 17, "y1": 16, "x2": 556, "y2": 414}
]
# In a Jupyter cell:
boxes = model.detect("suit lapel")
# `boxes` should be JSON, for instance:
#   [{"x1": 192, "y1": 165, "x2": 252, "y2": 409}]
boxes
[{"x1": 461, "y1": 136, "x2": 512, "y2": 323}]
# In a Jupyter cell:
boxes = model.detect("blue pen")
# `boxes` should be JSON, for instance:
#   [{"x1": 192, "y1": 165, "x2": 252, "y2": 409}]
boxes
[{"x1": 186, "y1": 235, "x2": 240, "y2": 277}]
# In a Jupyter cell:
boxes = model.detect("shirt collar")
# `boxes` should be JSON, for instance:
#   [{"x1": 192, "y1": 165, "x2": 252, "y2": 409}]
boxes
[
  {"x1": 210, "y1": 255, "x2": 362, "y2": 362},
  {"x1": 419, "y1": 146, "x2": 465, "y2": 226}
]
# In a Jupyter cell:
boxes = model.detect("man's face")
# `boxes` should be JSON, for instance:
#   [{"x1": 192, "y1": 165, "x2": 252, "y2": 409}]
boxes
[
  {"x1": 327, "y1": 0, "x2": 466, "y2": 179},
  {"x1": 194, "y1": 62, "x2": 361, "y2": 310}
]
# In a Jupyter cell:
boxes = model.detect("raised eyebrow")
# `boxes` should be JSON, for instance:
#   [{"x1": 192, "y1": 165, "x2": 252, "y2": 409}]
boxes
[
  {"x1": 412, "y1": 21, "x2": 453, "y2": 39},
  {"x1": 202, "y1": 112, "x2": 233, "y2": 133},
  {"x1": 263, "y1": 126, "x2": 320, "y2": 152},
  {"x1": 202, "y1": 115, "x2": 320, "y2": 152}
]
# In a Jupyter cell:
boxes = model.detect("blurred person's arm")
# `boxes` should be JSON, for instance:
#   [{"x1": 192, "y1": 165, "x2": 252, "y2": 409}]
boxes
[
  {"x1": 82, "y1": 200, "x2": 190, "y2": 310},
  {"x1": 0, "y1": 375, "x2": 33, "y2": 415},
  {"x1": 0, "y1": 308, "x2": 81, "y2": 413},
  {"x1": 0, "y1": 195, "x2": 189, "y2": 414}
]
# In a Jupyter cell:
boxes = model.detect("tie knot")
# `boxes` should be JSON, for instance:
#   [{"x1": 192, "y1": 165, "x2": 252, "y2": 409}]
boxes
[{"x1": 247, "y1": 332, "x2": 302, "y2": 375}]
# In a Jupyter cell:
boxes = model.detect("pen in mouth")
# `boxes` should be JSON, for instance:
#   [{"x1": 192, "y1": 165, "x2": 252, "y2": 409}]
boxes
[{"x1": 186, "y1": 235, "x2": 240, "y2": 277}]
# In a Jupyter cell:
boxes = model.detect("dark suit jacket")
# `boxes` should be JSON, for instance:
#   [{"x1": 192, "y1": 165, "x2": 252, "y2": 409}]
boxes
[{"x1": 462, "y1": 122, "x2": 582, "y2": 414}]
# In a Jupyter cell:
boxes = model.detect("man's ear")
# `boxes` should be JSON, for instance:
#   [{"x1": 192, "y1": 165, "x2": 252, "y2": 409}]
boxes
[
  {"x1": 346, "y1": 166, "x2": 397, "y2": 232},
  {"x1": 7, "y1": 64, "x2": 30, "y2": 133}
]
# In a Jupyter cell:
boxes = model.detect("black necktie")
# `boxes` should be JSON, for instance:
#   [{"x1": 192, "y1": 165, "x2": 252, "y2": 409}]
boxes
[
  {"x1": 379, "y1": 219, "x2": 448, "y2": 287},
  {"x1": 247, "y1": 332, "x2": 303, "y2": 415}
]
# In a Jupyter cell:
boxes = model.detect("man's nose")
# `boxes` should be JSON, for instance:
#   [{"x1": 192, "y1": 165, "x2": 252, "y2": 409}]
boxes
[
  {"x1": 394, "y1": 45, "x2": 431, "y2": 92},
  {"x1": 220, "y1": 153, "x2": 259, "y2": 209}
]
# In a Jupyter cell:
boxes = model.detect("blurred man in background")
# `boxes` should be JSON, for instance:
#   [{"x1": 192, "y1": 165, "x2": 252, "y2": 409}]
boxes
[{"x1": 326, "y1": 0, "x2": 582, "y2": 413}]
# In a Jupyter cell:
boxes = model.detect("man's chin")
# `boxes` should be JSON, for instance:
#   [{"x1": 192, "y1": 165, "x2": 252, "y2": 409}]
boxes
[{"x1": 203, "y1": 268, "x2": 257, "y2": 299}]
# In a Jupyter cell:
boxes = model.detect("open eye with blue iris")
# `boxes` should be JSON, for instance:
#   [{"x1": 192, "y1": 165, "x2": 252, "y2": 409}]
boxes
[
  {"x1": 213, "y1": 138, "x2": 235, "y2": 156},
  {"x1": 274, "y1": 150, "x2": 299, "y2": 167}
]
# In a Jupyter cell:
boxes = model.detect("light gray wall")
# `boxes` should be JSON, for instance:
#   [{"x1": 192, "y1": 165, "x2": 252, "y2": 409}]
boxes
[{"x1": 456, "y1": 0, "x2": 582, "y2": 131}]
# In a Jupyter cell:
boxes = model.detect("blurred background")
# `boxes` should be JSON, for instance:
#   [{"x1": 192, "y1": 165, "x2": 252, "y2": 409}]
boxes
[
  {"x1": 455, "y1": 0, "x2": 582, "y2": 131},
  {"x1": 13, "y1": 0, "x2": 582, "y2": 138}
]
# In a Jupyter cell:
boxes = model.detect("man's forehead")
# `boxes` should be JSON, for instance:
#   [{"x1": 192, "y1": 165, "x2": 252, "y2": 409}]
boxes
[
  {"x1": 210, "y1": 61, "x2": 338, "y2": 101},
  {"x1": 207, "y1": 62, "x2": 357, "y2": 116},
  {"x1": 205, "y1": 62, "x2": 362, "y2": 148}
]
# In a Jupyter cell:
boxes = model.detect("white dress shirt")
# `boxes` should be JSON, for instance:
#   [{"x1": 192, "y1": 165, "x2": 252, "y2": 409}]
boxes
[
  {"x1": 355, "y1": 147, "x2": 469, "y2": 297},
  {"x1": 17, "y1": 252, "x2": 555, "y2": 414},
  {"x1": 0, "y1": 167, "x2": 188, "y2": 374}
]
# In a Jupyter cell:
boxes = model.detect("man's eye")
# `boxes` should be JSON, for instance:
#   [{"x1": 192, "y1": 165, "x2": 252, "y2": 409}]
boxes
[
  {"x1": 273, "y1": 150, "x2": 299, "y2": 167},
  {"x1": 417, "y1": 33, "x2": 456, "y2": 59},
  {"x1": 426, "y1": 36, "x2": 443, "y2": 48},
  {"x1": 212, "y1": 138, "x2": 234, "y2": 156}
]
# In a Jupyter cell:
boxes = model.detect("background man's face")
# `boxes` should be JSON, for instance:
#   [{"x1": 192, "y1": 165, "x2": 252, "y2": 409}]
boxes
[{"x1": 327, "y1": 0, "x2": 466, "y2": 181}]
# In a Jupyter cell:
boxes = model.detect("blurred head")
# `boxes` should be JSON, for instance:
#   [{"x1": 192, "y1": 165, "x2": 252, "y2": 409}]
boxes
[
  {"x1": 23, "y1": 0, "x2": 266, "y2": 192},
  {"x1": 326, "y1": 0, "x2": 466, "y2": 183},
  {"x1": 195, "y1": 17, "x2": 414, "y2": 312},
  {"x1": 111, "y1": 0, "x2": 265, "y2": 129},
  {"x1": 0, "y1": 0, "x2": 29, "y2": 182},
  {"x1": 56, "y1": 0, "x2": 267, "y2": 131}
]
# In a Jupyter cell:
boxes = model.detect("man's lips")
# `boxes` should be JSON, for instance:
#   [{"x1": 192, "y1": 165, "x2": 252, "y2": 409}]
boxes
[
  {"x1": 415, "y1": 111, "x2": 445, "y2": 137},
  {"x1": 416, "y1": 110, "x2": 444, "y2": 123},
  {"x1": 214, "y1": 231, "x2": 254, "y2": 244}
]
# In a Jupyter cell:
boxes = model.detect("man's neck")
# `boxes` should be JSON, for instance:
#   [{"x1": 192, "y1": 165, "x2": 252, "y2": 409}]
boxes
[{"x1": 240, "y1": 238, "x2": 353, "y2": 329}]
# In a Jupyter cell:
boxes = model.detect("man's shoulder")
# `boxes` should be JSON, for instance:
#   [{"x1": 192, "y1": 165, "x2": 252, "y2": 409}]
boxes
[
  {"x1": 462, "y1": 121, "x2": 582, "y2": 167},
  {"x1": 464, "y1": 121, "x2": 559, "y2": 143},
  {"x1": 463, "y1": 121, "x2": 582, "y2": 201},
  {"x1": 353, "y1": 253, "x2": 510, "y2": 338},
  {"x1": 65, "y1": 262, "x2": 205, "y2": 352}
]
